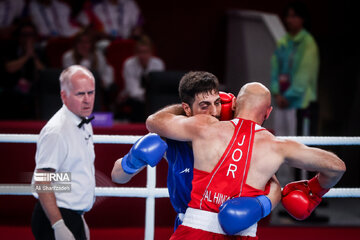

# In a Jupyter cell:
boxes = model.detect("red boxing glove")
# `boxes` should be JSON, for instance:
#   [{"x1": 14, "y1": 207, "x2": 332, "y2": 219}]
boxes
[
  {"x1": 281, "y1": 175, "x2": 329, "y2": 220},
  {"x1": 220, "y1": 91, "x2": 235, "y2": 121}
]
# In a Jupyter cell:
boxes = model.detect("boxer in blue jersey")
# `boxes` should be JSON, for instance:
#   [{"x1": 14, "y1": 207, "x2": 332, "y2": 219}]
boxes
[{"x1": 111, "y1": 72, "x2": 281, "y2": 230}]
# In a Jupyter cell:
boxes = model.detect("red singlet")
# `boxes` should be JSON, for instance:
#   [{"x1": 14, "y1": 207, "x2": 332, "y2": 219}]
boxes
[
  {"x1": 170, "y1": 119, "x2": 269, "y2": 239},
  {"x1": 188, "y1": 118, "x2": 270, "y2": 212}
]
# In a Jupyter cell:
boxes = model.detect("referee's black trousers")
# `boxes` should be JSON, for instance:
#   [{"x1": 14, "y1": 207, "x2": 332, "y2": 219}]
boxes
[{"x1": 31, "y1": 201, "x2": 87, "y2": 240}]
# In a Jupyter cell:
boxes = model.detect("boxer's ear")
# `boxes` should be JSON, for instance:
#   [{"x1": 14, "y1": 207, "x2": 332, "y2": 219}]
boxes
[
  {"x1": 231, "y1": 97, "x2": 236, "y2": 111},
  {"x1": 265, "y1": 106, "x2": 273, "y2": 120},
  {"x1": 182, "y1": 102, "x2": 192, "y2": 117}
]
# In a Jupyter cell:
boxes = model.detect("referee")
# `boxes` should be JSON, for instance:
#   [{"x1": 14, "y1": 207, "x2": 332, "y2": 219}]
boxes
[{"x1": 31, "y1": 65, "x2": 96, "y2": 240}]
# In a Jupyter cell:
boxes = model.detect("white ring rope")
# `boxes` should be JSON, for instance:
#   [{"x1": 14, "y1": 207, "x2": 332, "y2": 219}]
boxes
[
  {"x1": 1, "y1": 134, "x2": 360, "y2": 145},
  {"x1": 0, "y1": 134, "x2": 143, "y2": 144},
  {"x1": 0, "y1": 184, "x2": 359, "y2": 198},
  {"x1": 0, "y1": 184, "x2": 170, "y2": 197},
  {"x1": 277, "y1": 136, "x2": 360, "y2": 146}
]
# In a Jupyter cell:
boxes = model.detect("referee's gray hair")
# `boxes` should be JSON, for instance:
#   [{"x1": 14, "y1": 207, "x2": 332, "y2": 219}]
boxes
[{"x1": 59, "y1": 65, "x2": 95, "y2": 95}]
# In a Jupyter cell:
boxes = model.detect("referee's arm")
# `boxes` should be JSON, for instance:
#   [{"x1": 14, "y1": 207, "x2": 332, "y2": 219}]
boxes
[{"x1": 35, "y1": 168, "x2": 63, "y2": 225}]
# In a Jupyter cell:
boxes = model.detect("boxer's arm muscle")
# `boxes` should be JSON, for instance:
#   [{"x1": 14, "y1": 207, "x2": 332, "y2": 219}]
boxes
[
  {"x1": 266, "y1": 175, "x2": 281, "y2": 210},
  {"x1": 147, "y1": 107, "x2": 212, "y2": 141},
  {"x1": 279, "y1": 139, "x2": 346, "y2": 188},
  {"x1": 162, "y1": 104, "x2": 186, "y2": 116},
  {"x1": 111, "y1": 158, "x2": 141, "y2": 184},
  {"x1": 112, "y1": 105, "x2": 186, "y2": 184}
]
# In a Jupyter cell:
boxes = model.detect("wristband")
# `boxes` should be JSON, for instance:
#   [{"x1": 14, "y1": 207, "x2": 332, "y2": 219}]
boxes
[
  {"x1": 256, "y1": 195, "x2": 272, "y2": 218},
  {"x1": 121, "y1": 154, "x2": 139, "y2": 174},
  {"x1": 308, "y1": 174, "x2": 329, "y2": 197}
]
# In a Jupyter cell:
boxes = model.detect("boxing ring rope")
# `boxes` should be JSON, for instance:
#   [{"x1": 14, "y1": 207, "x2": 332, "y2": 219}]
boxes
[
  {"x1": 1, "y1": 134, "x2": 360, "y2": 240},
  {"x1": 1, "y1": 134, "x2": 360, "y2": 145},
  {"x1": 1, "y1": 184, "x2": 359, "y2": 198}
]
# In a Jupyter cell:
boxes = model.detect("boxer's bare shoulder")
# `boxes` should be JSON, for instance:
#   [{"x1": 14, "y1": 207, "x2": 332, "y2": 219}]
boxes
[{"x1": 247, "y1": 131, "x2": 285, "y2": 189}]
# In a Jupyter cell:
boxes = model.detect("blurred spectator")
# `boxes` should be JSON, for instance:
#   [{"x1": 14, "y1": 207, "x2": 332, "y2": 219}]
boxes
[
  {"x1": 270, "y1": 2, "x2": 325, "y2": 223},
  {"x1": 62, "y1": 28, "x2": 115, "y2": 110},
  {"x1": 270, "y1": 1, "x2": 320, "y2": 196},
  {"x1": 270, "y1": 1, "x2": 319, "y2": 137},
  {"x1": 78, "y1": 0, "x2": 143, "y2": 40},
  {"x1": 0, "y1": 20, "x2": 46, "y2": 119},
  {"x1": 0, "y1": 0, "x2": 27, "y2": 39},
  {"x1": 117, "y1": 34, "x2": 165, "y2": 122},
  {"x1": 29, "y1": 0, "x2": 81, "y2": 38}
]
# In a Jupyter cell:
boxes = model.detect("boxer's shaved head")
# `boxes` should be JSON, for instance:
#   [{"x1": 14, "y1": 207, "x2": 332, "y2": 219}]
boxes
[{"x1": 235, "y1": 82, "x2": 272, "y2": 125}]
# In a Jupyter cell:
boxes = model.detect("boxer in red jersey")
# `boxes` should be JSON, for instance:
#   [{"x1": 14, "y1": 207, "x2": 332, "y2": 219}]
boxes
[{"x1": 147, "y1": 82, "x2": 346, "y2": 239}]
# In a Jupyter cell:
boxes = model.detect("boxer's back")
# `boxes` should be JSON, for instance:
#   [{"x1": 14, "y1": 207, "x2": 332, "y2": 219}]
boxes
[
  {"x1": 191, "y1": 115, "x2": 282, "y2": 192},
  {"x1": 191, "y1": 116, "x2": 235, "y2": 173},
  {"x1": 246, "y1": 130, "x2": 283, "y2": 190}
]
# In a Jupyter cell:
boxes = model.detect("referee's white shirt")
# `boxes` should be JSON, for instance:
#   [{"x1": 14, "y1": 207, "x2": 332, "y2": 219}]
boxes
[{"x1": 32, "y1": 105, "x2": 95, "y2": 212}]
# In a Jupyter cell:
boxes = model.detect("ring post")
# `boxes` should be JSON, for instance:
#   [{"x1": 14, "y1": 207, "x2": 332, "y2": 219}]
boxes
[{"x1": 145, "y1": 165, "x2": 156, "y2": 240}]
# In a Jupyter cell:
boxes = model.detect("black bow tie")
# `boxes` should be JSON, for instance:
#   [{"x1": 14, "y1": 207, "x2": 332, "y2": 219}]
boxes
[{"x1": 78, "y1": 116, "x2": 95, "y2": 128}]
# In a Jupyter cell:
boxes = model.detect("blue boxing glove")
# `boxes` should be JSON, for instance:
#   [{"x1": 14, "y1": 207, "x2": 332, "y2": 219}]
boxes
[
  {"x1": 121, "y1": 133, "x2": 168, "y2": 174},
  {"x1": 218, "y1": 195, "x2": 272, "y2": 235}
]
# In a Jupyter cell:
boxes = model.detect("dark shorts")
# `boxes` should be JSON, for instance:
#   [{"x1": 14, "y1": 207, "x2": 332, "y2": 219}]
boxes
[{"x1": 31, "y1": 201, "x2": 86, "y2": 240}]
